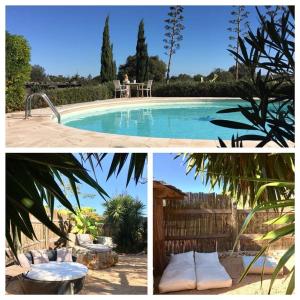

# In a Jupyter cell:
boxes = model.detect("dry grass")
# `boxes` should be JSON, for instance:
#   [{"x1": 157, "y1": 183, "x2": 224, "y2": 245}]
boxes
[{"x1": 154, "y1": 256, "x2": 293, "y2": 295}]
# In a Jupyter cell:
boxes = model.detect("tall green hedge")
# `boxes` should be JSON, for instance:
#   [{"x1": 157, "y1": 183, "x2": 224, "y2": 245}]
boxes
[
  {"x1": 6, "y1": 32, "x2": 31, "y2": 112},
  {"x1": 152, "y1": 81, "x2": 253, "y2": 97},
  {"x1": 30, "y1": 84, "x2": 114, "y2": 109}
]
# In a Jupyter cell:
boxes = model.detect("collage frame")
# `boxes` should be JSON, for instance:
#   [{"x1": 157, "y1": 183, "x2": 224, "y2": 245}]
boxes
[{"x1": 1, "y1": 0, "x2": 298, "y2": 298}]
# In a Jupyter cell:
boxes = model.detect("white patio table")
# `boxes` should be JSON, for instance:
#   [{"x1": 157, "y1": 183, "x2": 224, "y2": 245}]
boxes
[{"x1": 124, "y1": 82, "x2": 145, "y2": 97}]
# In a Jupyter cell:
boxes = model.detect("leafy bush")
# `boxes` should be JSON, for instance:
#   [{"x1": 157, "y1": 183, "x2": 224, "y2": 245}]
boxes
[
  {"x1": 71, "y1": 208, "x2": 103, "y2": 238},
  {"x1": 152, "y1": 81, "x2": 254, "y2": 97},
  {"x1": 6, "y1": 32, "x2": 31, "y2": 112},
  {"x1": 29, "y1": 84, "x2": 113, "y2": 111},
  {"x1": 45, "y1": 84, "x2": 113, "y2": 106},
  {"x1": 103, "y1": 194, "x2": 146, "y2": 253}
]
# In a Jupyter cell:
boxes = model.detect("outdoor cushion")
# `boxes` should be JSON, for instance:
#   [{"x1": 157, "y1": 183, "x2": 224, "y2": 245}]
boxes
[
  {"x1": 31, "y1": 249, "x2": 50, "y2": 264},
  {"x1": 57, "y1": 248, "x2": 73, "y2": 262},
  {"x1": 47, "y1": 249, "x2": 57, "y2": 261},
  {"x1": 170, "y1": 251, "x2": 194, "y2": 265},
  {"x1": 195, "y1": 252, "x2": 232, "y2": 290},
  {"x1": 24, "y1": 252, "x2": 34, "y2": 264},
  {"x1": 83, "y1": 244, "x2": 111, "y2": 252},
  {"x1": 159, "y1": 251, "x2": 196, "y2": 293},
  {"x1": 25, "y1": 262, "x2": 88, "y2": 281},
  {"x1": 242, "y1": 256, "x2": 281, "y2": 275},
  {"x1": 76, "y1": 234, "x2": 93, "y2": 246},
  {"x1": 195, "y1": 251, "x2": 219, "y2": 267},
  {"x1": 17, "y1": 253, "x2": 31, "y2": 269}
]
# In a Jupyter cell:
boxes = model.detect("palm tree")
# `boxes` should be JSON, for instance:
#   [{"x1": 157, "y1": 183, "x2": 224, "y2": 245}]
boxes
[{"x1": 103, "y1": 194, "x2": 145, "y2": 253}]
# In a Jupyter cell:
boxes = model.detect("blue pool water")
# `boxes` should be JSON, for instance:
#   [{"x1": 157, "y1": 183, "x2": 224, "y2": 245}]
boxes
[{"x1": 62, "y1": 100, "x2": 252, "y2": 140}]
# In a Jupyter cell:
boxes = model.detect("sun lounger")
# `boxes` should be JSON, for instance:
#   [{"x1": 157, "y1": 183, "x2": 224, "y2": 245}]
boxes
[
  {"x1": 195, "y1": 252, "x2": 232, "y2": 290},
  {"x1": 242, "y1": 256, "x2": 282, "y2": 275},
  {"x1": 159, "y1": 251, "x2": 196, "y2": 293}
]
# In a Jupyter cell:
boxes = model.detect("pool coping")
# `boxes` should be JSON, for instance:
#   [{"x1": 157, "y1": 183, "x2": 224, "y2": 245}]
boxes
[{"x1": 6, "y1": 97, "x2": 293, "y2": 148}]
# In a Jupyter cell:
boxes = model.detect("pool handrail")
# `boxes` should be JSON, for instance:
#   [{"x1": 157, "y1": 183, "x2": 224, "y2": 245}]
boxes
[{"x1": 25, "y1": 93, "x2": 61, "y2": 123}]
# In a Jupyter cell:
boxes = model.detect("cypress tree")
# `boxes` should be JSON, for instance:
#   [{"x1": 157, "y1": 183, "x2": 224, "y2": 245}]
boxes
[
  {"x1": 135, "y1": 20, "x2": 149, "y2": 82},
  {"x1": 100, "y1": 16, "x2": 115, "y2": 82}
]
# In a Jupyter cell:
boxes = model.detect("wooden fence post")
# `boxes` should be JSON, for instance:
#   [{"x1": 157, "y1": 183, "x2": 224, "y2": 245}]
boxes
[{"x1": 231, "y1": 202, "x2": 240, "y2": 252}]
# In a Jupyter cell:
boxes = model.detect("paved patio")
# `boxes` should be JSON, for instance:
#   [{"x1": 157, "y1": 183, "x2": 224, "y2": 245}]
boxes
[{"x1": 6, "y1": 97, "x2": 290, "y2": 148}]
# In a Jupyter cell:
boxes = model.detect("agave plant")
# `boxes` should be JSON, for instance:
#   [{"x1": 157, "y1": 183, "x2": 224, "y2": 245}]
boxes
[
  {"x1": 211, "y1": 6, "x2": 294, "y2": 147},
  {"x1": 6, "y1": 153, "x2": 147, "y2": 258},
  {"x1": 178, "y1": 153, "x2": 294, "y2": 294}
]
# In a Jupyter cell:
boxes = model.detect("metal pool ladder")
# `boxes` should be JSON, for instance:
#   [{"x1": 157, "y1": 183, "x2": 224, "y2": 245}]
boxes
[{"x1": 25, "y1": 93, "x2": 61, "y2": 123}]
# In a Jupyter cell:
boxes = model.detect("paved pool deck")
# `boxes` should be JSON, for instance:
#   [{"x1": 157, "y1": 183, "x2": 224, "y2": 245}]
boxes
[{"x1": 6, "y1": 97, "x2": 291, "y2": 148}]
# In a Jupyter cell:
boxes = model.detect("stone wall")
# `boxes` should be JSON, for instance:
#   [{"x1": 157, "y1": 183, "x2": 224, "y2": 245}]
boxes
[{"x1": 73, "y1": 246, "x2": 118, "y2": 270}]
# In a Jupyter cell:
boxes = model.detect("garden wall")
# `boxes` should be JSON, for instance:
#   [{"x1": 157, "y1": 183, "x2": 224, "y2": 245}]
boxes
[{"x1": 164, "y1": 192, "x2": 294, "y2": 255}]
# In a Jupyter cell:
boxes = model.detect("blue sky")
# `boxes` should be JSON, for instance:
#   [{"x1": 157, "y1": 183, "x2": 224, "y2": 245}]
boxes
[
  {"x1": 154, "y1": 153, "x2": 220, "y2": 194},
  {"x1": 57, "y1": 154, "x2": 147, "y2": 215},
  {"x1": 6, "y1": 5, "x2": 265, "y2": 77}
]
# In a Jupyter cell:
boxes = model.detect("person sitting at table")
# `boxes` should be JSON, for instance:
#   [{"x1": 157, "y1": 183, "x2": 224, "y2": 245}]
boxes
[{"x1": 123, "y1": 74, "x2": 130, "y2": 97}]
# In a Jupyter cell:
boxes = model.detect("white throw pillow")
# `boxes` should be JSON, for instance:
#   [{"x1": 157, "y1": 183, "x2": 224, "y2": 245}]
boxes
[
  {"x1": 170, "y1": 251, "x2": 194, "y2": 265},
  {"x1": 17, "y1": 253, "x2": 31, "y2": 269},
  {"x1": 77, "y1": 234, "x2": 92, "y2": 245},
  {"x1": 195, "y1": 251, "x2": 219, "y2": 266},
  {"x1": 31, "y1": 249, "x2": 49, "y2": 264},
  {"x1": 56, "y1": 248, "x2": 73, "y2": 262}
]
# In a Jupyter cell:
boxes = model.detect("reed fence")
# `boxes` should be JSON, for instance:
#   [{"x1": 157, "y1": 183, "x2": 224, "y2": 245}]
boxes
[{"x1": 164, "y1": 192, "x2": 294, "y2": 255}]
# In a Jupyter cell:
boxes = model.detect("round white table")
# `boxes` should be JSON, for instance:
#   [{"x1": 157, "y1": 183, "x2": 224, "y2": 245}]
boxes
[{"x1": 26, "y1": 262, "x2": 88, "y2": 294}]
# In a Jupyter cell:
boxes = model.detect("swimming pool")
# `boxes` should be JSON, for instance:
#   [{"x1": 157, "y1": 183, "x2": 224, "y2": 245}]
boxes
[{"x1": 62, "y1": 100, "x2": 251, "y2": 140}]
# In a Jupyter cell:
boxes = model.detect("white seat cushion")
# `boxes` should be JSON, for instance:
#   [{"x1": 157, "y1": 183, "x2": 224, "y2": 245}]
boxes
[
  {"x1": 195, "y1": 251, "x2": 219, "y2": 267},
  {"x1": 159, "y1": 251, "x2": 196, "y2": 293},
  {"x1": 195, "y1": 252, "x2": 232, "y2": 290},
  {"x1": 17, "y1": 253, "x2": 31, "y2": 269},
  {"x1": 84, "y1": 244, "x2": 111, "y2": 252},
  {"x1": 242, "y1": 256, "x2": 281, "y2": 275},
  {"x1": 26, "y1": 262, "x2": 88, "y2": 281},
  {"x1": 56, "y1": 248, "x2": 73, "y2": 262},
  {"x1": 196, "y1": 265, "x2": 232, "y2": 290},
  {"x1": 76, "y1": 234, "x2": 93, "y2": 246},
  {"x1": 31, "y1": 249, "x2": 49, "y2": 264}
]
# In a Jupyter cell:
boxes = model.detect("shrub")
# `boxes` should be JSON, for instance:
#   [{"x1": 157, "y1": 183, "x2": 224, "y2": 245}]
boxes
[
  {"x1": 6, "y1": 32, "x2": 31, "y2": 112},
  {"x1": 25, "y1": 84, "x2": 113, "y2": 110},
  {"x1": 45, "y1": 84, "x2": 113, "y2": 106},
  {"x1": 152, "y1": 80, "x2": 254, "y2": 97}
]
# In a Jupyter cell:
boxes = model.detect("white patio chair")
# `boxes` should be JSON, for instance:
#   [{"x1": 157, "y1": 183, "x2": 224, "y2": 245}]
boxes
[
  {"x1": 138, "y1": 80, "x2": 153, "y2": 97},
  {"x1": 113, "y1": 80, "x2": 127, "y2": 98}
]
